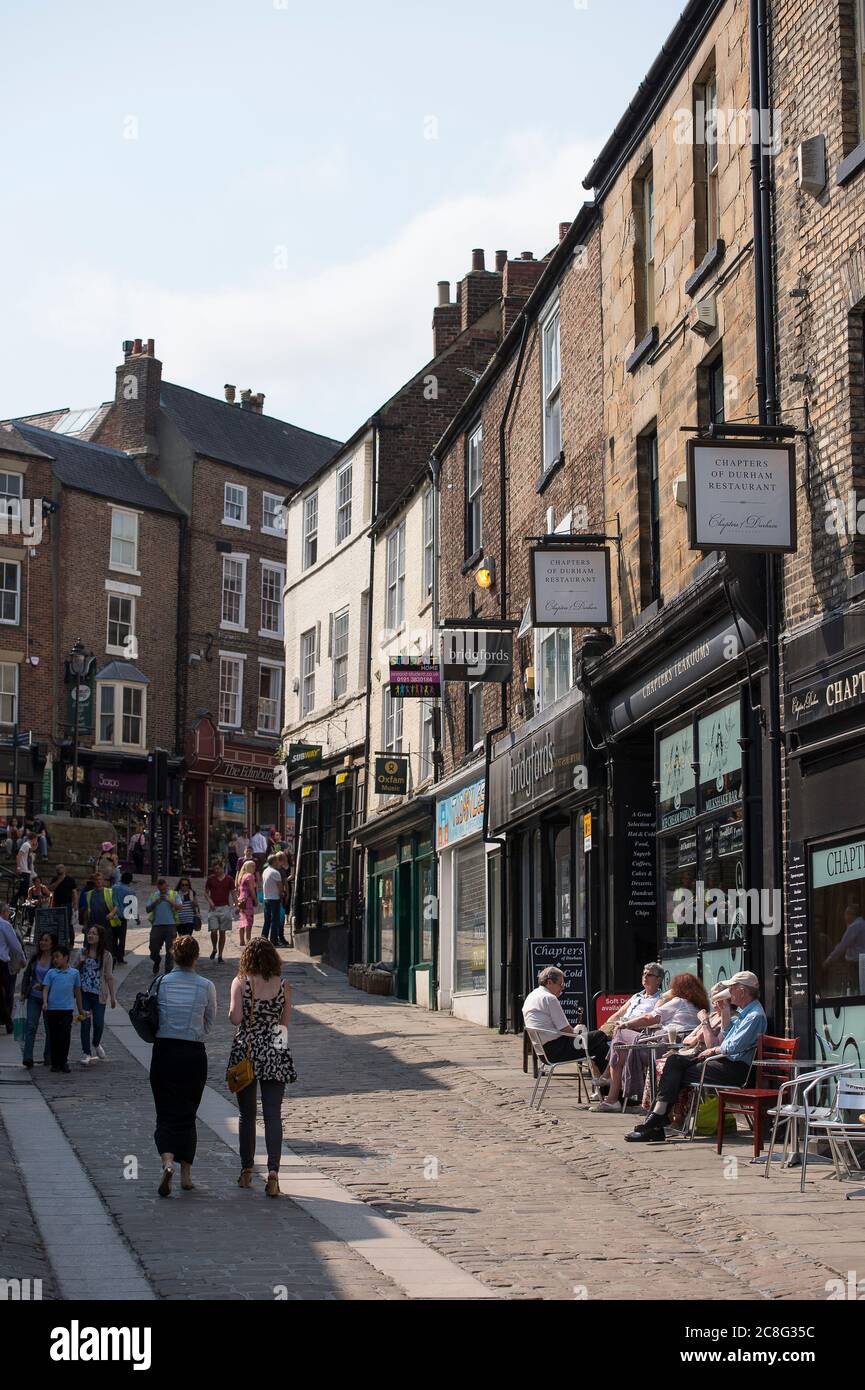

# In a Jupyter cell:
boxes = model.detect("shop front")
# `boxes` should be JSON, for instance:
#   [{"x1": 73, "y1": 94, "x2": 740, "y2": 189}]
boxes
[
  {"x1": 487, "y1": 686, "x2": 603, "y2": 1033},
  {"x1": 585, "y1": 563, "x2": 776, "y2": 1020},
  {"x1": 290, "y1": 759, "x2": 360, "y2": 970},
  {"x1": 0, "y1": 739, "x2": 46, "y2": 819},
  {"x1": 183, "y1": 714, "x2": 282, "y2": 874},
  {"x1": 785, "y1": 608, "x2": 865, "y2": 1062},
  {"x1": 435, "y1": 767, "x2": 487, "y2": 1024},
  {"x1": 357, "y1": 797, "x2": 436, "y2": 1003}
]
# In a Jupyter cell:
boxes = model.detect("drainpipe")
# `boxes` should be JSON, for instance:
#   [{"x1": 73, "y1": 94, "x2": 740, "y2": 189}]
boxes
[{"x1": 356, "y1": 419, "x2": 380, "y2": 963}]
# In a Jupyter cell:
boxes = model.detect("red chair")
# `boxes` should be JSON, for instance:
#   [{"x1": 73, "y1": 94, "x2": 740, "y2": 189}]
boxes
[{"x1": 716, "y1": 1034, "x2": 800, "y2": 1157}]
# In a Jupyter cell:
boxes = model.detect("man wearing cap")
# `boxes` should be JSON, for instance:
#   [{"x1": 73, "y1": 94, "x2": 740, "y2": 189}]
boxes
[{"x1": 625, "y1": 970, "x2": 767, "y2": 1143}]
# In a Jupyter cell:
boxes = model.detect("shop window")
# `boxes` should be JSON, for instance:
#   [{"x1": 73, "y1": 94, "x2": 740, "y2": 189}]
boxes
[
  {"x1": 536, "y1": 627, "x2": 572, "y2": 710},
  {"x1": 302, "y1": 491, "x2": 318, "y2": 570},
  {"x1": 385, "y1": 521, "x2": 406, "y2": 629},
  {"x1": 811, "y1": 836, "x2": 865, "y2": 1000},
  {"x1": 218, "y1": 656, "x2": 244, "y2": 729},
  {"x1": 465, "y1": 423, "x2": 483, "y2": 557},
  {"x1": 300, "y1": 629, "x2": 316, "y2": 716},
  {"x1": 659, "y1": 722, "x2": 696, "y2": 828},
  {"x1": 336, "y1": 462, "x2": 352, "y2": 544},
  {"x1": 541, "y1": 303, "x2": 562, "y2": 474},
  {"x1": 332, "y1": 607, "x2": 350, "y2": 700},
  {"x1": 0, "y1": 662, "x2": 18, "y2": 725},
  {"x1": 260, "y1": 562, "x2": 284, "y2": 637},
  {"x1": 420, "y1": 857, "x2": 435, "y2": 962},
  {"x1": 453, "y1": 841, "x2": 486, "y2": 992},
  {"x1": 110, "y1": 508, "x2": 138, "y2": 572},
  {"x1": 223, "y1": 483, "x2": 248, "y2": 527},
  {"x1": 554, "y1": 823, "x2": 572, "y2": 937},
  {"x1": 636, "y1": 426, "x2": 661, "y2": 608},
  {"x1": 697, "y1": 698, "x2": 742, "y2": 812},
  {"x1": 257, "y1": 663, "x2": 282, "y2": 735},
  {"x1": 377, "y1": 871, "x2": 395, "y2": 962},
  {"x1": 694, "y1": 64, "x2": 720, "y2": 262}
]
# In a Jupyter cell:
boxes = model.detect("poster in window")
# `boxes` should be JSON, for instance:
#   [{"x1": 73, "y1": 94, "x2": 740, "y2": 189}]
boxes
[
  {"x1": 318, "y1": 849, "x2": 337, "y2": 901},
  {"x1": 658, "y1": 724, "x2": 696, "y2": 828}
]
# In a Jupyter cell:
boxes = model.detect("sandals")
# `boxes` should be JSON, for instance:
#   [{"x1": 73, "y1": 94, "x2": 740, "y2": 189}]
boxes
[{"x1": 237, "y1": 1168, "x2": 253, "y2": 1189}]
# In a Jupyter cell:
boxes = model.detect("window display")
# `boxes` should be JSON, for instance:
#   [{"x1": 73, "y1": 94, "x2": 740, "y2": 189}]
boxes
[{"x1": 811, "y1": 836, "x2": 865, "y2": 1000}]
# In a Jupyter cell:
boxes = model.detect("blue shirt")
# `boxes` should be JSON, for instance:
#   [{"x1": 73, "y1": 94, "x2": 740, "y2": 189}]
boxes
[
  {"x1": 719, "y1": 999, "x2": 767, "y2": 1064},
  {"x1": 147, "y1": 891, "x2": 178, "y2": 927},
  {"x1": 0, "y1": 916, "x2": 22, "y2": 964},
  {"x1": 156, "y1": 967, "x2": 216, "y2": 1041},
  {"x1": 43, "y1": 967, "x2": 81, "y2": 1011},
  {"x1": 621, "y1": 988, "x2": 662, "y2": 1022}
]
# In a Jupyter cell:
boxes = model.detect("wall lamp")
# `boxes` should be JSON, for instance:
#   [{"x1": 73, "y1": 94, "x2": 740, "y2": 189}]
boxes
[{"x1": 476, "y1": 555, "x2": 496, "y2": 590}]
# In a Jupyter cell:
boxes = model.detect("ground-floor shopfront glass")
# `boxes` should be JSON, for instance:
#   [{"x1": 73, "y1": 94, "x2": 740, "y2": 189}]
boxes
[{"x1": 364, "y1": 814, "x2": 436, "y2": 1002}]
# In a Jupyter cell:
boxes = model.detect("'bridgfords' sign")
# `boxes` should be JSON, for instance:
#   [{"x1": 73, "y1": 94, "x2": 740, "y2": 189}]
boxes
[
  {"x1": 488, "y1": 693, "x2": 585, "y2": 832},
  {"x1": 785, "y1": 656, "x2": 865, "y2": 730}
]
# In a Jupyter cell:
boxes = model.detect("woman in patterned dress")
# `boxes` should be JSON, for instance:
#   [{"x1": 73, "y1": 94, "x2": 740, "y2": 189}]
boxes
[
  {"x1": 227, "y1": 937, "x2": 296, "y2": 1197},
  {"x1": 235, "y1": 859, "x2": 258, "y2": 948}
]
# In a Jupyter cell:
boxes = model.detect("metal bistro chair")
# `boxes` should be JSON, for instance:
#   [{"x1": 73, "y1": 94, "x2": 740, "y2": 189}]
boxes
[
  {"x1": 683, "y1": 1040, "x2": 760, "y2": 1141},
  {"x1": 715, "y1": 1034, "x2": 800, "y2": 1158},
  {"x1": 526, "y1": 1027, "x2": 596, "y2": 1111},
  {"x1": 762, "y1": 1063, "x2": 854, "y2": 1176},
  {"x1": 800, "y1": 1067, "x2": 865, "y2": 1194}
]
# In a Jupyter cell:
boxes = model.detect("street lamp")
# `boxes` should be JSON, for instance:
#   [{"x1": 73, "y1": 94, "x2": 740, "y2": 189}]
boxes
[{"x1": 69, "y1": 638, "x2": 89, "y2": 817}]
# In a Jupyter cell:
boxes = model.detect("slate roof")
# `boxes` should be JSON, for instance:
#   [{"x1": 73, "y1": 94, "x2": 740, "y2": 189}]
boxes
[
  {"x1": 160, "y1": 381, "x2": 343, "y2": 488},
  {"x1": 95, "y1": 660, "x2": 150, "y2": 684},
  {"x1": 9, "y1": 422, "x2": 182, "y2": 515},
  {"x1": 0, "y1": 425, "x2": 54, "y2": 460}
]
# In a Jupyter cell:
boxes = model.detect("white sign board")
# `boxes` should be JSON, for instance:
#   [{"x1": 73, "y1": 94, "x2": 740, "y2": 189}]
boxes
[
  {"x1": 687, "y1": 439, "x2": 797, "y2": 553},
  {"x1": 529, "y1": 545, "x2": 611, "y2": 628}
]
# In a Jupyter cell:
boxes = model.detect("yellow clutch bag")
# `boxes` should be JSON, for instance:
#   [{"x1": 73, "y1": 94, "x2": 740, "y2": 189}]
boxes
[{"x1": 227, "y1": 978, "x2": 256, "y2": 1094}]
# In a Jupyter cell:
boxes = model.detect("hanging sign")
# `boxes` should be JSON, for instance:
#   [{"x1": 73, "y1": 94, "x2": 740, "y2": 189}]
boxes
[
  {"x1": 530, "y1": 545, "x2": 612, "y2": 628},
  {"x1": 440, "y1": 629, "x2": 513, "y2": 682},
  {"x1": 388, "y1": 658, "x2": 441, "y2": 698},
  {"x1": 686, "y1": 439, "x2": 797, "y2": 553},
  {"x1": 374, "y1": 755, "x2": 408, "y2": 796},
  {"x1": 285, "y1": 742, "x2": 323, "y2": 774}
]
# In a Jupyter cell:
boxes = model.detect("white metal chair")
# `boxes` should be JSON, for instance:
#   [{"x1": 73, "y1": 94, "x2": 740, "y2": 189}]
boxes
[
  {"x1": 762, "y1": 1063, "x2": 853, "y2": 1176},
  {"x1": 800, "y1": 1067, "x2": 865, "y2": 1193},
  {"x1": 526, "y1": 1028, "x2": 597, "y2": 1111}
]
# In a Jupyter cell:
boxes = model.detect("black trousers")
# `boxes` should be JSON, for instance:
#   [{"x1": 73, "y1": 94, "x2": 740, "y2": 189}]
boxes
[
  {"x1": 238, "y1": 1079, "x2": 286, "y2": 1172},
  {"x1": 656, "y1": 1052, "x2": 750, "y2": 1106},
  {"x1": 542, "y1": 1030, "x2": 610, "y2": 1068},
  {"x1": 149, "y1": 1039, "x2": 207, "y2": 1164},
  {"x1": 45, "y1": 1010, "x2": 73, "y2": 1069}
]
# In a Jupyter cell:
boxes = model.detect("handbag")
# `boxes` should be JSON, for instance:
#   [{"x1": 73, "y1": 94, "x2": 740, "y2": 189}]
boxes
[
  {"x1": 129, "y1": 973, "x2": 164, "y2": 1043},
  {"x1": 227, "y1": 978, "x2": 256, "y2": 1094}
]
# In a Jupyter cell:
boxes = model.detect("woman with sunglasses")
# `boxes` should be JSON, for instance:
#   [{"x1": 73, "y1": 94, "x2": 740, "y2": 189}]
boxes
[{"x1": 174, "y1": 877, "x2": 200, "y2": 937}]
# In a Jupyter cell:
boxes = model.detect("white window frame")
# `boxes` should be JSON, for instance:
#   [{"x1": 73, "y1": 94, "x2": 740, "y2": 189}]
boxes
[
  {"x1": 644, "y1": 169, "x2": 655, "y2": 318},
  {"x1": 106, "y1": 591, "x2": 136, "y2": 657},
  {"x1": 257, "y1": 661, "x2": 283, "y2": 735},
  {"x1": 0, "y1": 662, "x2": 19, "y2": 726},
  {"x1": 535, "y1": 626, "x2": 573, "y2": 712},
  {"x1": 541, "y1": 303, "x2": 562, "y2": 472},
  {"x1": 422, "y1": 486, "x2": 434, "y2": 599},
  {"x1": 0, "y1": 472, "x2": 23, "y2": 525},
  {"x1": 0, "y1": 560, "x2": 21, "y2": 626},
  {"x1": 383, "y1": 686, "x2": 404, "y2": 755},
  {"x1": 218, "y1": 654, "x2": 245, "y2": 731},
  {"x1": 300, "y1": 629, "x2": 316, "y2": 716},
  {"x1": 220, "y1": 554, "x2": 248, "y2": 631},
  {"x1": 223, "y1": 482, "x2": 249, "y2": 529},
  {"x1": 335, "y1": 462, "x2": 353, "y2": 545},
  {"x1": 385, "y1": 521, "x2": 406, "y2": 630},
  {"x1": 466, "y1": 425, "x2": 483, "y2": 555},
  {"x1": 302, "y1": 491, "x2": 319, "y2": 570},
  {"x1": 95, "y1": 681, "x2": 147, "y2": 751},
  {"x1": 259, "y1": 561, "x2": 285, "y2": 639},
  {"x1": 261, "y1": 491, "x2": 286, "y2": 536},
  {"x1": 705, "y1": 74, "x2": 720, "y2": 246},
  {"x1": 420, "y1": 697, "x2": 434, "y2": 779},
  {"x1": 331, "y1": 606, "x2": 350, "y2": 702},
  {"x1": 468, "y1": 680, "x2": 484, "y2": 751},
  {"x1": 109, "y1": 507, "x2": 139, "y2": 575}
]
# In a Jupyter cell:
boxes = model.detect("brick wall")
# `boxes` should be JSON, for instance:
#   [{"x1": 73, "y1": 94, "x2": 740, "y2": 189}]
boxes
[{"x1": 0, "y1": 442, "x2": 56, "y2": 743}]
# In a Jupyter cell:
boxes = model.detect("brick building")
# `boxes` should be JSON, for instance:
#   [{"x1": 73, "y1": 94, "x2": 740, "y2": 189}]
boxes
[{"x1": 433, "y1": 217, "x2": 605, "y2": 1027}]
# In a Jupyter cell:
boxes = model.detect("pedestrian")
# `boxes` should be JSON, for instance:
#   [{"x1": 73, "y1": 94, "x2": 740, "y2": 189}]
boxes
[
  {"x1": 96, "y1": 842, "x2": 120, "y2": 885},
  {"x1": 235, "y1": 859, "x2": 258, "y2": 948},
  {"x1": 227, "y1": 832, "x2": 240, "y2": 878},
  {"x1": 23, "y1": 876, "x2": 51, "y2": 934},
  {"x1": 228, "y1": 937, "x2": 296, "y2": 1197},
  {"x1": 261, "y1": 856, "x2": 283, "y2": 944},
  {"x1": 130, "y1": 827, "x2": 147, "y2": 876},
  {"x1": 234, "y1": 828, "x2": 250, "y2": 866},
  {"x1": 111, "y1": 871, "x2": 137, "y2": 964},
  {"x1": 149, "y1": 934, "x2": 216, "y2": 1197},
  {"x1": 250, "y1": 826, "x2": 268, "y2": 872},
  {"x1": 79, "y1": 872, "x2": 120, "y2": 961},
  {"x1": 0, "y1": 901, "x2": 26, "y2": 1031},
  {"x1": 48, "y1": 861, "x2": 77, "y2": 950},
  {"x1": 41, "y1": 944, "x2": 85, "y2": 1074},
  {"x1": 76, "y1": 924, "x2": 117, "y2": 1066},
  {"x1": 174, "y1": 877, "x2": 200, "y2": 937},
  {"x1": 146, "y1": 877, "x2": 180, "y2": 975},
  {"x1": 204, "y1": 860, "x2": 236, "y2": 963},
  {"x1": 19, "y1": 930, "x2": 57, "y2": 1069},
  {"x1": 4, "y1": 817, "x2": 21, "y2": 856},
  {"x1": 15, "y1": 834, "x2": 36, "y2": 904},
  {"x1": 275, "y1": 851, "x2": 291, "y2": 947}
]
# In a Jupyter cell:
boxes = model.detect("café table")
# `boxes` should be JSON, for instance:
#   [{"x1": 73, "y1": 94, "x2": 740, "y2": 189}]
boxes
[
  {"x1": 750, "y1": 1059, "x2": 855, "y2": 1169},
  {"x1": 612, "y1": 1033, "x2": 679, "y2": 1107}
]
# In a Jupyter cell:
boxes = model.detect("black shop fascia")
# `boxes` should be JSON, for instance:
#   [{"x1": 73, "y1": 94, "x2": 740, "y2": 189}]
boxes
[
  {"x1": 582, "y1": 552, "x2": 776, "y2": 1019},
  {"x1": 784, "y1": 599, "x2": 865, "y2": 1054}
]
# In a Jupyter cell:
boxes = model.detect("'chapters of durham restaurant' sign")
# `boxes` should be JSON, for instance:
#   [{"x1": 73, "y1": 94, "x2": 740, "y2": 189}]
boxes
[
  {"x1": 785, "y1": 655, "x2": 865, "y2": 729},
  {"x1": 686, "y1": 439, "x2": 797, "y2": 553},
  {"x1": 530, "y1": 545, "x2": 612, "y2": 628}
]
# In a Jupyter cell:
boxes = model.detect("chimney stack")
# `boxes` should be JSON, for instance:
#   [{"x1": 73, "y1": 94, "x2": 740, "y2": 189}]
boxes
[
  {"x1": 459, "y1": 248, "x2": 503, "y2": 331},
  {"x1": 251, "y1": 392, "x2": 265, "y2": 414},
  {"x1": 502, "y1": 255, "x2": 547, "y2": 334},
  {"x1": 495, "y1": 250, "x2": 507, "y2": 271},
  {"x1": 224, "y1": 384, "x2": 236, "y2": 404},
  {"x1": 471, "y1": 248, "x2": 486, "y2": 271},
  {"x1": 432, "y1": 282, "x2": 460, "y2": 356},
  {"x1": 437, "y1": 280, "x2": 450, "y2": 307},
  {"x1": 520, "y1": 251, "x2": 534, "y2": 260},
  {"x1": 95, "y1": 337, "x2": 162, "y2": 469}
]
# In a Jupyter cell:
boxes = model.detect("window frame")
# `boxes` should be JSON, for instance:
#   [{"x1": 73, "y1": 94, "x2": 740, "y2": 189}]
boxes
[
  {"x1": 383, "y1": 685, "x2": 404, "y2": 756},
  {"x1": 106, "y1": 591, "x2": 136, "y2": 657},
  {"x1": 541, "y1": 303, "x2": 562, "y2": 474},
  {"x1": 0, "y1": 561, "x2": 21, "y2": 626},
  {"x1": 0, "y1": 661, "x2": 19, "y2": 726},
  {"x1": 96, "y1": 680, "x2": 147, "y2": 750},
  {"x1": 420, "y1": 697, "x2": 435, "y2": 779},
  {"x1": 261, "y1": 491, "x2": 286, "y2": 536},
  {"x1": 466, "y1": 679, "x2": 484, "y2": 752},
  {"x1": 109, "y1": 507, "x2": 140, "y2": 575},
  {"x1": 385, "y1": 521, "x2": 406, "y2": 630},
  {"x1": 422, "y1": 486, "x2": 434, "y2": 598},
  {"x1": 335, "y1": 462, "x2": 353, "y2": 545},
  {"x1": 0, "y1": 471, "x2": 23, "y2": 524},
  {"x1": 256, "y1": 661, "x2": 283, "y2": 736},
  {"x1": 218, "y1": 654, "x2": 245, "y2": 731},
  {"x1": 857, "y1": 0, "x2": 865, "y2": 143},
  {"x1": 300, "y1": 628, "x2": 316, "y2": 716},
  {"x1": 331, "y1": 606, "x2": 350, "y2": 702},
  {"x1": 223, "y1": 482, "x2": 249, "y2": 529},
  {"x1": 465, "y1": 424, "x2": 483, "y2": 557},
  {"x1": 220, "y1": 553, "x2": 248, "y2": 631},
  {"x1": 259, "y1": 560, "x2": 285, "y2": 639},
  {"x1": 535, "y1": 627, "x2": 573, "y2": 712},
  {"x1": 694, "y1": 70, "x2": 720, "y2": 261},
  {"x1": 302, "y1": 491, "x2": 319, "y2": 570}
]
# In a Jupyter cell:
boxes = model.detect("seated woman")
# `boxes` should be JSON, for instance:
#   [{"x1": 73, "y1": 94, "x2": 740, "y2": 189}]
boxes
[
  {"x1": 590, "y1": 972, "x2": 709, "y2": 1114},
  {"x1": 579, "y1": 962, "x2": 666, "y2": 1087},
  {"x1": 639, "y1": 986, "x2": 727, "y2": 1123}
]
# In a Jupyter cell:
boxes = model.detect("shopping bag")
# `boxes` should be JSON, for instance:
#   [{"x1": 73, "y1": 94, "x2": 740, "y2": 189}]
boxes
[
  {"x1": 12, "y1": 997, "x2": 26, "y2": 1045},
  {"x1": 695, "y1": 1094, "x2": 737, "y2": 1136}
]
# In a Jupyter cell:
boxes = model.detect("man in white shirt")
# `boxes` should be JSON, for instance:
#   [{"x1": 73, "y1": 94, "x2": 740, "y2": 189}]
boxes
[
  {"x1": 261, "y1": 857, "x2": 284, "y2": 944},
  {"x1": 250, "y1": 828, "x2": 268, "y2": 872},
  {"x1": 522, "y1": 967, "x2": 583, "y2": 1063},
  {"x1": 15, "y1": 836, "x2": 36, "y2": 905}
]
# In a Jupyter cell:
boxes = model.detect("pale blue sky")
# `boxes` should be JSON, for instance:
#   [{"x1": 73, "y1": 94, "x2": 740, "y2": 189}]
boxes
[{"x1": 1, "y1": 0, "x2": 683, "y2": 438}]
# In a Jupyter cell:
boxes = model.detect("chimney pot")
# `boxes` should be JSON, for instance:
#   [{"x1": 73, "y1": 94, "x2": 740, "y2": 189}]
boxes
[
  {"x1": 253, "y1": 392, "x2": 265, "y2": 414},
  {"x1": 122, "y1": 339, "x2": 134, "y2": 356},
  {"x1": 133, "y1": 338, "x2": 143, "y2": 354},
  {"x1": 146, "y1": 337, "x2": 155, "y2": 355},
  {"x1": 520, "y1": 252, "x2": 534, "y2": 261},
  {"x1": 240, "y1": 389, "x2": 253, "y2": 411},
  {"x1": 495, "y1": 250, "x2": 507, "y2": 272},
  {"x1": 437, "y1": 280, "x2": 450, "y2": 307},
  {"x1": 224, "y1": 384, "x2": 236, "y2": 403},
  {"x1": 471, "y1": 248, "x2": 485, "y2": 272}
]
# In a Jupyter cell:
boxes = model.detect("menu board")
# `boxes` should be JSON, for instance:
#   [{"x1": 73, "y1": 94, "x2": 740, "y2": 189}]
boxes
[
  {"x1": 787, "y1": 842, "x2": 809, "y2": 1008},
  {"x1": 526, "y1": 939, "x2": 588, "y2": 1028}
]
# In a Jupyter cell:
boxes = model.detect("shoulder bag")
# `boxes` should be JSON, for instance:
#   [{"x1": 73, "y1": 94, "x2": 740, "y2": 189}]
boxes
[
  {"x1": 129, "y1": 972, "x2": 164, "y2": 1043},
  {"x1": 227, "y1": 977, "x2": 256, "y2": 1094}
]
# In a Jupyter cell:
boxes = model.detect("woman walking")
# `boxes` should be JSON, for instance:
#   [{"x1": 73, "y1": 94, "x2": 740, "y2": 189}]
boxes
[
  {"x1": 149, "y1": 935, "x2": 217, "y2": 1197},
  {"x1": 228, "y1": 938, "x2": 296, "y2": 1197},
  {"x1": 76, "y1": 925, "x2": 117, "y2": 1066},
  {"x1": 19, "y1": 930, "x2": 57, "y2": 1069},
  {"x1": 174, "y1": 877, "x2": 200, "y2": 937},
  {"x1": 235, "y1": 859, "x2": 258, "y2": 949}
]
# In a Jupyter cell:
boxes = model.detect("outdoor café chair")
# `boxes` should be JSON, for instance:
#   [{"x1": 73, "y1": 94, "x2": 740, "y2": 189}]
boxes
[
  {"x1": 800, "y1": 1067, "x2": 865, "y2": 1193},
  {"x1": 715, "y1": 1034, "x2": 799, "y2": 1158},
  {"x1": 762, "y1": 1062, "x2": 854, "y2": 1176},
  {"x1": 683, "y1": 1043, "x2": 758, "y2": 1141},
  {"x1": 526, "y1": 1028, "x2": 596, "y2": 1111}
]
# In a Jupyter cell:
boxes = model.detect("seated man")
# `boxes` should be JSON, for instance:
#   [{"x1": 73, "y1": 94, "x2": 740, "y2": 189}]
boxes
[
  {"x1": 522, "y1": 966, "x2": 583, "y2": 1065},
  {"x1": 625, "y1": 970, "x2": 767, "y2": 1143}
]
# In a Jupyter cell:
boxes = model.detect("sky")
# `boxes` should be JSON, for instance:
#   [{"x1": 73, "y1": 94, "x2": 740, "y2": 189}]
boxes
[{"x1": 0, "y1": 0, "x2": 684, "y2": 441}]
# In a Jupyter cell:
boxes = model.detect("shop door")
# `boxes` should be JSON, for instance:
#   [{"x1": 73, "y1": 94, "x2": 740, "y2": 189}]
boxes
[{"x1": 395, "y1": 861, "x2": 413, "y2": 1000}]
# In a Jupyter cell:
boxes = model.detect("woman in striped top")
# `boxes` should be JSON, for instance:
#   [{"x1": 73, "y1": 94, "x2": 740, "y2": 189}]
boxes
[{"x1": 174, "y1": 877, "x2": 200, "y2": 936}]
